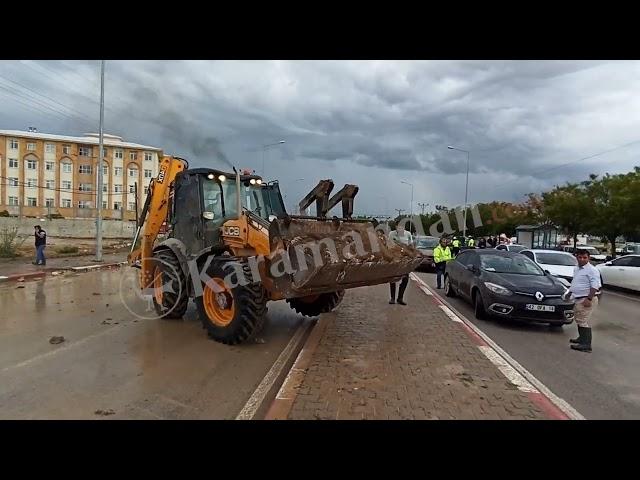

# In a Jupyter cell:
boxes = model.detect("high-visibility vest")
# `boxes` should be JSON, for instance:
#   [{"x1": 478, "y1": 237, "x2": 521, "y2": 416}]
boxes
[
  {"x1": 452, "y1": 239, "x2": 460, "y2": 248},
  {"x1": 434, "y1": 245, "x2": 453, "y2": 264},
  {"x1": 468, "y1": 238, "x2": 475, "y2": 247}
]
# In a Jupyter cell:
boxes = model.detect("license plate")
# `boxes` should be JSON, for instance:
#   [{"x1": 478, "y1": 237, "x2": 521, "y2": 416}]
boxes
[{"x1": 525, "y1": 304, "x2": 555, "y2": 312}]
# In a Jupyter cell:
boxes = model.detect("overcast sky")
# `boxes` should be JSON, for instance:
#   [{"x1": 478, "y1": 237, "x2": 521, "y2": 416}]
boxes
[{"x1": 1, "y1": 60, "x2": 639, "y2": 216}]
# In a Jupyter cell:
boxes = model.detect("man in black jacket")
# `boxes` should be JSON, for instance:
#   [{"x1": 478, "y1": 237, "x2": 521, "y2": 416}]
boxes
[{"x1": 33, "y1": 225, "x2": 47, "y2": 266}]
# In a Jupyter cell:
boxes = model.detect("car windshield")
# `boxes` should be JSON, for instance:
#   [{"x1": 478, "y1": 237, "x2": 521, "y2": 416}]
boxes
[
  {"x1": 509, "y1": 245, "x2": 525, "y2": 253},
  {"x1": 416, "y1": 237, "x2": 439, "y2": 248},
  {"x1": 480, "y1": 254, "x2": 544, "y2": 275},
  {"x1": 536, "y1": 253, "x2": 578, "y2": 266}
]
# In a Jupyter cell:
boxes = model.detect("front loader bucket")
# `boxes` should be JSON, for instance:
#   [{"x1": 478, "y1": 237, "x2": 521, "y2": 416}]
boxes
[{"x1": 267, "y1": 218, "x2": 423, "y2": 298}]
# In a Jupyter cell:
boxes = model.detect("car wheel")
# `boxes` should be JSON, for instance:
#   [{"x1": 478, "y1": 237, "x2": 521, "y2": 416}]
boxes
[
  {"x1": 444, "y1": 275, "x2": 456, "y2": 298},
  {"x1": 474, "y1": 291, "x2": 488, "y2": 320}
]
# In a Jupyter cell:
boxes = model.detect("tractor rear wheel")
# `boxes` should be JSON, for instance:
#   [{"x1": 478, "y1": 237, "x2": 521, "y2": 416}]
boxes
[{"x1": 150, "y1": 249, "x2": 189, "y2": 319}]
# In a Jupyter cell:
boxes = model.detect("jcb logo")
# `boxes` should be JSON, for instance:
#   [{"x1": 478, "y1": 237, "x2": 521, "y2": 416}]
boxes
[
  {"x1": 223, "y1": 226, "x2": 241, "y2": 237},
  {"x1": 157, "y1": 167, "x2": 167, "y2": 184}
]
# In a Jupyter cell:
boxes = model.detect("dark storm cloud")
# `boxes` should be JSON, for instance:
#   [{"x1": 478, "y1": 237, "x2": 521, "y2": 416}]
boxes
[{"x1": 1, "y1": 59, "x2": 639, "y2": 214}]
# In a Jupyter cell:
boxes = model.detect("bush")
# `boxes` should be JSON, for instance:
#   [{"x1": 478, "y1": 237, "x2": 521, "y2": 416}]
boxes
[
  {"x1": 0, "y1": 210, "x2": 10, "y2": 217},
  {"x1": 55, "y1": 245, "x2": 79, "y2": 254},
  {"x1": 0, "y1": 226, "x2": 26, "y2": 258}
]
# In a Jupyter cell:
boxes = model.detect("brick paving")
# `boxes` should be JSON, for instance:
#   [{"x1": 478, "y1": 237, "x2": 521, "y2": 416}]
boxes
[{"x1": 287, "y1": 281, "x2": 549, "y2": 420}]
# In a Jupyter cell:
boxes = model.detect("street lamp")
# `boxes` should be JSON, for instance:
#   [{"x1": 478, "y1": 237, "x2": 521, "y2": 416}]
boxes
[
  {"x1": 262, "y1": 140, "x2": 286, "y2": 177},
  {"x1": 447, "y1": 145, "x2": 471, "y2": 239},
  {"x1": 400, "y1": 180, "x2": 414, "y2": 218}
]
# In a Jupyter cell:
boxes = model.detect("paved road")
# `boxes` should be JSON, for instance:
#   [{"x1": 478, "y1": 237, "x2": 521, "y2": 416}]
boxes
[
  {"x1": 416, "y1": 271, "x2": 640, "y2": 419},
  {"x1": 0, "y1": 268, "x2": 303, "y2": 419}
]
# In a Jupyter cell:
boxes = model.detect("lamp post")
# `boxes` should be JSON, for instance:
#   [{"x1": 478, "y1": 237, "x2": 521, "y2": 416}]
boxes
[
  {"x1": 447, "y1": 145, "x2": 470, "y2": 239},
  {"x1": 95, "y1": 60, "x2": 105, "y2": 262},
  {"x1": 262, "y1": 140, "x2": 286, "y2": 177},
  {"x1": 400, "y1": 180, "x2": 414, "y2": 218}
]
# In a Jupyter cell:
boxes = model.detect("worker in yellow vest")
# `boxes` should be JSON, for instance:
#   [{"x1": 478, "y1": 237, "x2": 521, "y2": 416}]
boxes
[
  {"x1": 467, "y1": 236, "x2": 476, "y2": 248},
  {"x1": 451, "y1": 237, "x2": 461, "y2": 257},
  {"x1": 434, "y1": 237, "x2": 453, "y2": 289}
]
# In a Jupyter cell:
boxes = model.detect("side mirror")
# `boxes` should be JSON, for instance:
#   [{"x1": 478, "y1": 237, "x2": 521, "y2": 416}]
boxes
[
  {"x1": 203, "y1": 211, "x2": 215, "y2": 220},
  {"x1": 466, "y1": 264, "x2": 476, "y2": 272},
  {"x1": 605, "y1": 261, "x2": 612, "y2": 266},
  {"x1": 544, "y1": 269, "x2": 551, "y2": 275}
]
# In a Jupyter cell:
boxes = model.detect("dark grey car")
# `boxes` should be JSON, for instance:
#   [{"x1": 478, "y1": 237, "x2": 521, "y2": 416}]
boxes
[{"x1": 443, "y1": 250, "x2": 575, "y2": 326}]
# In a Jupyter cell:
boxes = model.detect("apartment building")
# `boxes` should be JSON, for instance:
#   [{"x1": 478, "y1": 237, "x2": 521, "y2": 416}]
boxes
[{"x1": 0, "y1": 130, "x2": 163, "y2": 220}]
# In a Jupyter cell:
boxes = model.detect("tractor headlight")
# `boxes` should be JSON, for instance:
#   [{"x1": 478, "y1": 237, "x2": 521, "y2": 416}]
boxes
[
  {"x1": 218, "y1": 174, "x2": 226, "y2": 182},
  {"x1": 484, "y1": 282, "x2": 513, "y2": 296},
  {"x1": 250, "y1": 178, "x2": 257, "y2": 185},
  {"x1": 207, "y1": 173, "x2": 215, "y2": 180},
  {"x1": 256, "y1": 178, "x2": 263, "y2": 185}
]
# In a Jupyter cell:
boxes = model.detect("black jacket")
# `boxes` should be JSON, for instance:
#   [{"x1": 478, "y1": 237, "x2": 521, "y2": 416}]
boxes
[{"x1": 35, "y1": 229, "x2": 47, "y2": 247}]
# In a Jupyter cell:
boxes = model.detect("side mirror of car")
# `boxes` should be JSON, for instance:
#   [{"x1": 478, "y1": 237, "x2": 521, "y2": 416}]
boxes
[
  {"x1": 466, "y1": 264, "x2": 476, "y2": 273},
  {"x1": 544, "y1": 269, "x2": 550, "y2": 275},
  {"x1": 605, "y1": 261, "x2": 612, "y2": 266}
]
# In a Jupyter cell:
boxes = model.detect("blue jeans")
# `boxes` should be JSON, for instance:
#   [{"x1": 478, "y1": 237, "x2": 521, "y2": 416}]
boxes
[
  {"x1": 436, "y1": 262, "x2": 446, "y2": 288},
  {"x1": 36, "y1": 245, "x2": 46, "y2": 264}
]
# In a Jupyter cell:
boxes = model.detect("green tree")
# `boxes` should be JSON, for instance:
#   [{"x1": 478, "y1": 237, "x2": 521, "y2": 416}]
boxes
[{"x1": 542, "y1": 182, "x2": 593, "y2": 249}]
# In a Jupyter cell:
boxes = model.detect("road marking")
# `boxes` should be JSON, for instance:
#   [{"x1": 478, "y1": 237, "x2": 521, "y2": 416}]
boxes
[
  {"x1": 235, "y1": 320, "x2": 310, "y2": 420},
  {"x1": 478, "y1": 346, "x2": 537, "y2": 393},
  {"x1": 439, "y1": 305, "x2": 463, "y2": 323},
  {"x1": 410, "y1": 274, "x2": 584, "y2": 420},
  {"x1": 409, "y1": 272, "x2": 432, "y2": 295}
]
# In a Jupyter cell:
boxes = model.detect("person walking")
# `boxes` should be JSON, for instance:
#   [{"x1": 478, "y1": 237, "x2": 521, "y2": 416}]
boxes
[
  {"x1": 567, "y1": 248, "x2": 602, "y2": 352},
  {"x1": 451, "y1": 236, "x2": 461, "y2": 257},
  {"x1": 433, "y1": 236, "x2": 453, "y2": 289},
  {"x1": 388, "y1": 223, "x2": 413, "y2": 305},
  {"x1": 33, "y1": 225, "x2": 47, "y2": 266}
]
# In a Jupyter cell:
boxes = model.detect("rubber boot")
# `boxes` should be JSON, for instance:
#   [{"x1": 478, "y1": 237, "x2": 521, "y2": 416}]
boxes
[
  {"x1": 571, "y1": 327, "x2": 592, "y2": 352},
  {"x1": 389, "y1": 283, "x2": 396, "y2": 304},
  {"x1": 570, "y1": 326, "x2": 585, "y2": 344}
]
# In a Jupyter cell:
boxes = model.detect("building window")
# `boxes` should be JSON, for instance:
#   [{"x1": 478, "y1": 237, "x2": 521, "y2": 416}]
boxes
[
  {"x1": 144, "y1": 186, "x2": 149, "y2": 195},
  {"x1": 63, "y1": 145, "x2": 71, "y2": 155},
  {"x1": 144, "y1": 152, "x2": 153, "y2": 162},
  {"x1": 102, "y1": 147, "x2": 108, "y2": 157},
  {"x1": 45, "y1": 161, "x2": 55, "y2": 171},
  {"x1": 114, "y1": 167, "x2": 123, "y2": 177},
  {"x1": 78, "y1": 200, "x2": 92, "y2": 209},
  {"x1": 45, "y1": 143, "x2": 56, "y2": 154},
  {"x1": 78, "y1": 146, "x2": 92, "y2": 157},
  {"x1": 8, "y1": 196, "x2": 19, "y2": 206},
  {"x1": 113, "y1": 201, "x2": 122, "y2": 210},
  {"x1": 79, "y1": 183, "x2": 93, "y2": 192},
  {"x1": 102, "y1": 184, "x2": 108, "y2": 193},
  {"x1": 114, "y1": 184, "x2": 123, "y2": 193},
  {"x1": 128, "y1": 184, "x2": 136, "y2": 193},
  {"x1": 144, "y1": 169, "x2": 153, "y2": 178},
  {"x1": 114, "y1": 149, "x2": 123, "y2": 159},
  {"x1": 45, "y1": 180, "x2": 55, "y2": 189},
  {"x1": 62, "y1": 180, "x2": 72, "y2": 190},
  {"x1": 101, "y1": 201, "x2": 107, "y2": 209},
  {"x1": 129, "y1": 168, "x2": 138, "y2": 178},
  {"x1": 128, "y1": 202, "x2": 137, "y2": 211},
  {"x1": 62, "y1": 163, "x2": 72, "y2": 174},
  {"x1": 129, "y1": 151, "x2": 138, "y2": 161},
  {"x1": 27, "y1": 143, "x2": 36, "y2": 151},
  {"x1": 27, "y1": 159, "x2": 37, "y2": 170},
  {"x1": 27, "y1": 197, "x2": 37, "y2": 207},
  {"x1": 8, "y1": 177, "x2": 19, "y2": 187},
  {"x1": 45, "y1": 198, "x2": 55, "y2": 207},
  {"x1": 62, "y1": 198, "x2": 71, "y2": 208},
  {"x1": 9, "y1": 158, "x2": 18, "y2": 168},
  {"x1": 79, "y1": 164, "x2": 92, "y2": 174},
  {"x1": 27, "y1": 178, "x2": 37, "y2": 187},
  {"x1": 9, "y1": 139, "x2": 19, "y2": 149}
]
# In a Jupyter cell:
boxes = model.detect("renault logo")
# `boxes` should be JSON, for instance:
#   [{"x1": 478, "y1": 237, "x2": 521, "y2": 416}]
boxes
[{"x1": 535, "y1": 291, "x2": 544, "y2": 302}]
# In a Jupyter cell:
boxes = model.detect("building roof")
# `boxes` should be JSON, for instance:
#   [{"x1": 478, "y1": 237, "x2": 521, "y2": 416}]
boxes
[{"x1": 0, "y1": 130, "x2": 162, "y2": 151}]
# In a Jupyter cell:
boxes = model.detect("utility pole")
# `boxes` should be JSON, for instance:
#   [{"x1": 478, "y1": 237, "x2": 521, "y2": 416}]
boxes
[
  {"x1": 418, "y1": 202, "x2": 429, "y2": 215},
  {"x1": 394, "y1": 208, "x2": 404, "y2": 218},
  {"x1": 95, "y1": 60, "x2": 105, "y2": 262}
]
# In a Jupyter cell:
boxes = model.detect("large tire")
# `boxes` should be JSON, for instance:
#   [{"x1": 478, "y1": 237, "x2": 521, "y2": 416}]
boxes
[
  {"x1": 287, "y1": 290, "x2": 345, "y2": 317},
  {"x1": 150, "y1": 249, "x2": 189, "y2": 319},
  {"x1": 195, "y1": 258, "x2": 268, "y2": 345}
]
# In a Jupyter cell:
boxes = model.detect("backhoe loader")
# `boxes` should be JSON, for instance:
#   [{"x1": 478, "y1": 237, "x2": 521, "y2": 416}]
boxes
[{"x1": 128, "y1": 155, "x2": 423, "y2": 345}]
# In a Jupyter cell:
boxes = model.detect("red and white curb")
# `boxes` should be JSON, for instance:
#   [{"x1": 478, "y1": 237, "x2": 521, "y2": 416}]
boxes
[{"x1": 410, "y1": 272, "x2": 585, "y2": 420}]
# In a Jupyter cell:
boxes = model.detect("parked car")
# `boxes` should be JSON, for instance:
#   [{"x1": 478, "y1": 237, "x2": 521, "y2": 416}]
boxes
[
  {"x1": 621, "y1": 243, "x2": 640, "y2": 256},
  {"x1": 443, "y1": 250, "x2": 574, "y2": 326},
  {"x1": 520, "y1": 249, "x2": 578, "y2": 281},
  {"x1": 596, "y1": 254, "x2": 640, "y2": 292},
  {"x1": 414, "y1": 235, "x2": 440, "y2": 271},
  {"x1": 561, "y1": 245, "x2": 607, "y2": 264},
  {"x1": 495, "y1": 244, "x2": 526, "y2": 253}
]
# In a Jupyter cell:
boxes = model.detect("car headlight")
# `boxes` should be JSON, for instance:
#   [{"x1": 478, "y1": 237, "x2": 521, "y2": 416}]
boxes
[
  {"x1": 484, "y1": 282, "x2": 513, "y2": 296},
  {"x1": 556, "y1": 277, "x2": 571, "y2": 288}
]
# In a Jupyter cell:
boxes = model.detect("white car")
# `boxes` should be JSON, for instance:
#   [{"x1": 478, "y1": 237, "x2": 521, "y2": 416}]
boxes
[
  {"x1": 495, "y1": 244, "x2": 526, "y2": 253},
  {"x1": 561, "y1": 245, "x2": 607, "y2": 263},
  {"x1": 596, "y1": 254, "x2": 640, "y2": 292},
  {"x1": 520, "y1": 249, "x2": 578, "y2": 281}
]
